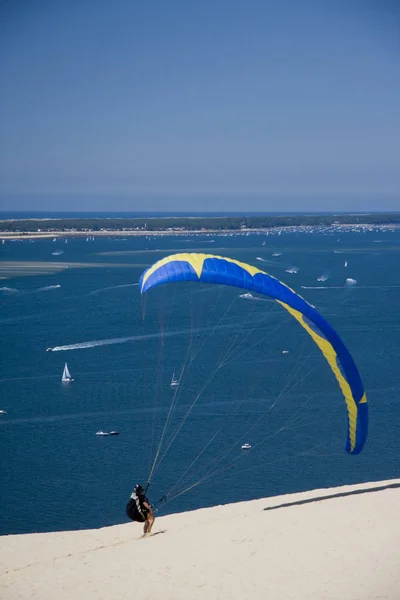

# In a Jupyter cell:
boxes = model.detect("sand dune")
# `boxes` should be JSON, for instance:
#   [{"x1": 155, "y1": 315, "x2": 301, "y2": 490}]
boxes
[{"x1": 1, "y1": 480, "x2": 399, "y2": 600}]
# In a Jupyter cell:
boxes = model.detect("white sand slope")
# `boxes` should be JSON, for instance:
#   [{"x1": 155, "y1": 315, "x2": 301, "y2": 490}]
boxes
[{"x1": 1, "y1": 480, "x2": 399, "y2": 600}]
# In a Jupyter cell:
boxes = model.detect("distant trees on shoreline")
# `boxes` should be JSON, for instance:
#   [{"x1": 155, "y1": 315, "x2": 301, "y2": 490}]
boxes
[{"x1": 1, "y1": 213, "x2": 400, "y2": 233}]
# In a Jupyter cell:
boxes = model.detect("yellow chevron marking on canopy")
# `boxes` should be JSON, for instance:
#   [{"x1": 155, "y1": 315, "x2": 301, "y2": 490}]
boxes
[
  {"x1": 187, "y1": 253, "x2": 263, "y2": 277},
  {"x1": 277, "y1": 300, "x2": 358, "y2": 452},
  {"x1": 359, "y1": 393, "x2": 367, "y2": 404},
  {"x1": 186, "y1": 254, "x2": 211, "y2": 278}
]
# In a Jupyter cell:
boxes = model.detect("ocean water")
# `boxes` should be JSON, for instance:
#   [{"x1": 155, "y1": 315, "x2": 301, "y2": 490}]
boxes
[{"x1": 1, "y1": 230, "x2": 399, "y2": 535}]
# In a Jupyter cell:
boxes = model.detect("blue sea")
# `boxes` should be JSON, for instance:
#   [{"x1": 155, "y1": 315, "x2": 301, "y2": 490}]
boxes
[{"x1": 1, "y1": 228, "x2": 399, "y2": 535}]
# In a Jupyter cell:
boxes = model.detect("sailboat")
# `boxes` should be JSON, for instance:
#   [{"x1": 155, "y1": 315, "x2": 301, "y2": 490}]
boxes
[
  {"x1": 62, "y1": 363, "x2": 74, "y2": 383},
  {"x1": 170, "y1": 372, "x2": 179, "y2": 388}
]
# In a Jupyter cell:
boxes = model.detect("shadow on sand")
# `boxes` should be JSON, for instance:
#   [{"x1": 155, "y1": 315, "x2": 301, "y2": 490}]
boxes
[
  {"x1": 263, "y1": 481, "x2": 400, "y2": 512},
  {"x1": 141, "y1": 530, "x2": 167, "y2": 539}
]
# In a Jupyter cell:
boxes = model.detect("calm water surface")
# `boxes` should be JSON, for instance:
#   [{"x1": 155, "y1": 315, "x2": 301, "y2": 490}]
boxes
[{"x1": 1, "y1": 230, "x2": 399, "y2": 534}]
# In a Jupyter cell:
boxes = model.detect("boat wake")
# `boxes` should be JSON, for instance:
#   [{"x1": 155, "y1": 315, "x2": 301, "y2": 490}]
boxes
[
  {"x1": 32, "y1": 285, "x2": 61, "y2": 293},
  {"x1": 301, "y1": 286, "x2": 338, "y2": 289},
  {"x1": 89, "y1": 283, "x2": 138, "y2": 295},
  {"x1": 255, "y1": 256, "x2": 283, "y2": 267},
  {"x1": 47, "y1": 324, "x2": 237, "y2": 352},
  {"x1": 0, "y1": 285, "x2": 61, "y2": 295},
  {"x1": 302, "y1": 284, "x2": 400, "y2": 290},
  {"x1": 239, "y1": 292, "x2": 273, "y2": 302}
]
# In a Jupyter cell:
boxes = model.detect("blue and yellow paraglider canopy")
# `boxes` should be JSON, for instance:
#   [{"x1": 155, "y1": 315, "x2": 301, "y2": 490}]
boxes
[{"x1": 140, "y1": 253, "x2": 368, "y2": 455}]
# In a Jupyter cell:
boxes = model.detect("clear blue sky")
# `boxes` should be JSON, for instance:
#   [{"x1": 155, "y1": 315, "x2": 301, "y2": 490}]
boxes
[{"x1": 0, "y1": 0, "x2": 399, "y2": 212}]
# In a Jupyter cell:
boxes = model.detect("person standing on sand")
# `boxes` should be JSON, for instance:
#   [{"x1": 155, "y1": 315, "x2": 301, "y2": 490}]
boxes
[{"x1": 126, "y1": 484, "x2": 155, "y2": 535}]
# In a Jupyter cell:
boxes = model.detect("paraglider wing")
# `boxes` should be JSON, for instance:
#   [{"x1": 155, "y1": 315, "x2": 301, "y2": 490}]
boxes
[{"x1": 140, "y1": 253, "x2": 368, "y2": 454}]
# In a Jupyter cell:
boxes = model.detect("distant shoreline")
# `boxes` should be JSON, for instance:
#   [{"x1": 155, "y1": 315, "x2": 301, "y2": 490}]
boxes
[
  {"x1": 1, "y1": 223, "x2": 400, "y2": 240},
  {"x1": 1, "y1": 214, "x2": 400, "y2": 240}
]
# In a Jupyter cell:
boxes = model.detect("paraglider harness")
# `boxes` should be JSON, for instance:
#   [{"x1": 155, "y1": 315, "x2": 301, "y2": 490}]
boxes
[
  {"x1": 126, "y1": 487, "x2": 150, "y2": 523},
  {"x1": 126, "y1": 484, "x2": 167, "y2": 522}
]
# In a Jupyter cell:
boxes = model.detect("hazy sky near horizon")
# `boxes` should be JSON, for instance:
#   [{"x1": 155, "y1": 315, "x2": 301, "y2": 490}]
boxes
[{"x1": 0, "y1": 0, "x2": 399, "y2": 212}]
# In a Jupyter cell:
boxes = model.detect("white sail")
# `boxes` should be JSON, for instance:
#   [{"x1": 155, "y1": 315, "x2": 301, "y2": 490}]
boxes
[
  {"x1": 62, "y1": 363, "x2": 73, "y2": 382},
  {"x1": 170, "y1": 372, "x2": 179, "y2": 387}
]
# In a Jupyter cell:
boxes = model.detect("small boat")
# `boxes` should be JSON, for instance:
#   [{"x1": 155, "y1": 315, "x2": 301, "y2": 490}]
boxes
[
  {"x1": 282, "y1": 350, "x2": 290, "y2": 354},
  {"x1": 171, "y1": 372, "x2": 179, "y2": 388},
  {"x1": 239, "y1": 292, "x2": 254, "y2": 299},
  {"x1": 241, "y1": 443, "x2": 251, "y2": 450},
  {"x1": 109, "y1": 431, "x2": 120, "y2": 436},
  {"x1": 344, "y1": 260, "x2": 348, "y2": 268},
  {"x1": 61, "y1": 363, "x2": 74, "y2": 383},
  {"x1": 96, "y1": 431, "x2": 109, "y2": 436},
  {"x1": 0, "y1": 409, "x2": 7, "y2": 415}
]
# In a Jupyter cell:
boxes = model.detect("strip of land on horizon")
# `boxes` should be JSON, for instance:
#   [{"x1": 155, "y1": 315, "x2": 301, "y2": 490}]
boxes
[{"x1": 1, "y1": 213, "x2": 399, "y2": 240}]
